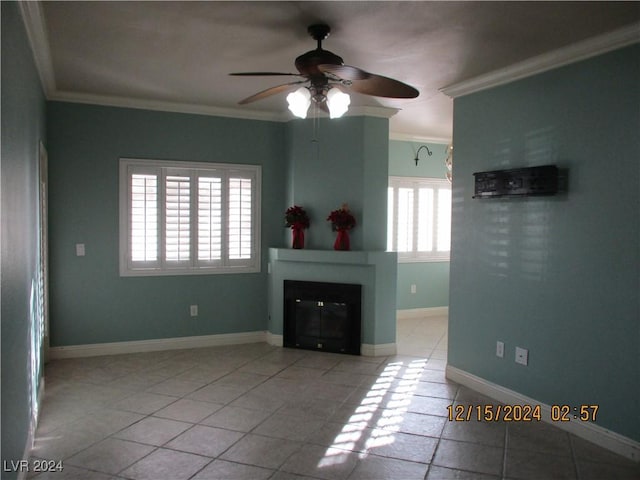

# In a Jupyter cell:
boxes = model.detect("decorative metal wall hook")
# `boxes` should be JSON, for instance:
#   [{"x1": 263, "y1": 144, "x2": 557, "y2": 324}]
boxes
[{"x1": 414, "y1": 145, "x2": 432, "y2": 166}]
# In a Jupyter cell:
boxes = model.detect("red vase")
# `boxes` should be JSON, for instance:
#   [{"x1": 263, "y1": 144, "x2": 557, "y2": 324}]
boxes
[
  {"x1": 292, "y1": 227, "x2": 305, "y2": 249},
  {"x1": 334, "y1": 229, "x2": 350, "y2": 251}
]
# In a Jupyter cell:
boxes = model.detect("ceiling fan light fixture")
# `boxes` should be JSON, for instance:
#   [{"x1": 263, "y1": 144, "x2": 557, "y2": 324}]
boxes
[
  {"x1": 287, "y1": 87, "x2": 311, "y2": 118},
  {"x1": 326, "y1": 88, "x2": 350, "y2": 119}
]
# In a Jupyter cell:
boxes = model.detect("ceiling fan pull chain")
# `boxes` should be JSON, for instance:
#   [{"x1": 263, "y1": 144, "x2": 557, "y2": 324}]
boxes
[
  {"x1": 310, "y1": 104, "x2": 322, "y2": 165},
  {"x1": 312, "y1": 103, "x2": 320, "y2": 145}
]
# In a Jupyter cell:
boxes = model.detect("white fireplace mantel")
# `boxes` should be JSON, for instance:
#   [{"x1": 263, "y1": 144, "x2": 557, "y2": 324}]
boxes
[{"x1": 270, "y1": 248, "x2": 390, "y2": 266}]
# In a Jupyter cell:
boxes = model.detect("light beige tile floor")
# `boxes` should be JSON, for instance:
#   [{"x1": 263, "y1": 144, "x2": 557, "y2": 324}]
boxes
[{"x1": 27, "y1": 315, "x2": 638, "y2": 479}]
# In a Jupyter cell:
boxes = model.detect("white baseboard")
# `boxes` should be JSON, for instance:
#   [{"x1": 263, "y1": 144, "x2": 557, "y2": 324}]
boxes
[
  {"x1": 50, "y1": 331, "x2": 398, "y2": 360},
  {"x1": 49, "y1": 331, "x2": 267, "y2": 359},
  {"x1": 266, "y1": 332, "x2": 283, "y2": 347},
  {"x1": 361, "y1": 343, "x2": 397, "y2": 357},
  {"x1": 397, "y1": 306, "x2": 449, "y2": 319},
  {"x1": 267, "y1": 333, "x2": 395, "y2": 357},
  {"x1": 446, "y1": 365, "x2": 640, "y2": 462}
]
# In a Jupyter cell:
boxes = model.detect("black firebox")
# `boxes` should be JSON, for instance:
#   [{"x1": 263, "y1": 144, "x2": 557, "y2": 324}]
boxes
[{"x1": 283, "y1": 280, "x2": 362, "y2": 355}]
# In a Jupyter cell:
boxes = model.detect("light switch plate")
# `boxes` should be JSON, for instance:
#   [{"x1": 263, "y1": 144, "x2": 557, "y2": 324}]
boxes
[{"x1": 76, "y1": 243, "x2": 85, "y2": 256}]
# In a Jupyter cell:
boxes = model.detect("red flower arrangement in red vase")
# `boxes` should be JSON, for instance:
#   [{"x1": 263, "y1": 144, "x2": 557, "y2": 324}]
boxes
[
  {"x1": 327, "y1": 203, "x2": 356, "y2": 250},
  {"x1": 285, "y1": 205, "x2": 310, "y2": 249}
]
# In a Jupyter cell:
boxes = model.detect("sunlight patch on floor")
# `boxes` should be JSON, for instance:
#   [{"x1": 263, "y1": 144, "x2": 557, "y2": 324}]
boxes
[{"x1": 318, "y1": 358, "x2": 425, "y2": 468}]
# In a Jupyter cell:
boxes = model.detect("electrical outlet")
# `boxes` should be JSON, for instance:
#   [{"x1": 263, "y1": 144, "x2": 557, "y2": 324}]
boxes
[
  {"x1": 190, "y1": 305, "x2": 198, "y2": 317},
  {"x1": 410, "y1": 284, "x2": 417, "y2": 294},
  {"x1": 515, "y1": 346, "x2": 528, "y2": 366},
  {"x1": 496, "y1": 341, "x2": 504, "y2": 358}
]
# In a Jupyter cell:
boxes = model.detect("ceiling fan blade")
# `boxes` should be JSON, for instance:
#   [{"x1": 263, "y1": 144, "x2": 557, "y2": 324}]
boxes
[
  {"x1": 319, "y1": 64, "x2": 418, "y2": 99},
  {"x1": 238, "y1": 81, "x2": 306, "y2": 105},
  {"x1": 317, "y1": 64, "x2": 370, "y2": 81},
  {"x1": 349, "y1": 74, "x2": 419, "y2": 99},
  {"x1": 230, "y1": 72, "x2": 303, "y2": 77}
]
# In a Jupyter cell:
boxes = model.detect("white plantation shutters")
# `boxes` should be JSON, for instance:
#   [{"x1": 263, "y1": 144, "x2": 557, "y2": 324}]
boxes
[
  {"x1": 436, "y1": 188, "x2": 451, "y2": 252},
  {"x1": 165, "y1": 173, "x2": 191, "y2": 264},
  {"x1": 130, "y1": 173, "x2": 158, "y2": 262},
  {"x1": 228, "y1": 177, "x2": 253, "y2": 260},
  {"x1": 387, "y1": 176, "x2": 451, "y2": 262},
  {"x1": 120, "y1": 159, "x2": 261, "y2": 276},
  {"x1": 396, "y1": 187, "x2": 414, "y2": 252},
  {"x1": 417, "y1": 187, "x2": 434, "y2": 252},
  {"x1": 197, "y1": 176, "x2": 222, "y2": 262}
]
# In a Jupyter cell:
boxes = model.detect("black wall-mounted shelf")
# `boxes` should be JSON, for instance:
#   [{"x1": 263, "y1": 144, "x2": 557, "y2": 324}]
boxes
[{"x1": 473, "y1": 165, "x2": 559, "y2": 199}]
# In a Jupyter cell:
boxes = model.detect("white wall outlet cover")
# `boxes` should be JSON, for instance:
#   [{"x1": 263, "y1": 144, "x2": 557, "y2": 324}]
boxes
[
  {"x1": 75, "y1": 243, "x2": 85, "y2": 256},
  {"x1": 515, "y1": 346, "x2": 529, "y2": 366},
  {"x1": 190, "y1": 305, "x2": 198, "y2": 317},
  {"x1": 496, "y1": 341, "x2": 504, "y2": 358}
]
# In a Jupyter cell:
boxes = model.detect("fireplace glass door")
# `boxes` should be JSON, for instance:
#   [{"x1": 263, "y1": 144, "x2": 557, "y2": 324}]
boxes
[
  {"x1": 284, "y1": 281, "x2": 361, "y2": 355},
  {"x1": 295, "y1": 300, "x2": 350, "y2": 351}
]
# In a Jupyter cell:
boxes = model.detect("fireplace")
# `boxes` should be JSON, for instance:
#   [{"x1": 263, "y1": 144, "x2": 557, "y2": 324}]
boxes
[{"x1": 283, "y1": 280, "x2": 362, "y2": 355}]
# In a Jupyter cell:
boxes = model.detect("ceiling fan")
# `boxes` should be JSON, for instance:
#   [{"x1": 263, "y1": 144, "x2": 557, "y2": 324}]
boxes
[{"x1": 230, "y1": 24, "x2": 419, "y2": 119}]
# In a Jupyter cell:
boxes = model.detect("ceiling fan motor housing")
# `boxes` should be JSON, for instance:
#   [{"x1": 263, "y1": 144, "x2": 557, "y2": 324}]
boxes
[{"x1": 295, "y1": 49, "x2": 343, "y2": 76}]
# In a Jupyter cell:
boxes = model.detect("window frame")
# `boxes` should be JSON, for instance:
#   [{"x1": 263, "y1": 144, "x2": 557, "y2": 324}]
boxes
[
  {"x1": 387, "y1": 176, "x2": 451, "y2": 263},
  {"x1": 119, "y1": 158, "x2": 261, "y2": 277}
]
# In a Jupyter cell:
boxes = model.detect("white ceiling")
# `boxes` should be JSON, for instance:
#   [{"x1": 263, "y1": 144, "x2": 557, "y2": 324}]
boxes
[{"x1": 27, "y1": 1, "x2": 640, "y2": 141}]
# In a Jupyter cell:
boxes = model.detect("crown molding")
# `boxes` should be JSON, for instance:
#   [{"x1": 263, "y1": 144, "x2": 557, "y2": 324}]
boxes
[
  {"x1": 441, "y1": 22, "x2": 640, "y2": 98},
  {"x1": 18, "y1": 0, "x2": 56, "y2": 96},
  {"x1": 50, "y1": 90, "x2": 400, "y2": 123},
  {"x1": 347, "y1": 105, "x2": 400, "y2": 119},
  {"x1": 389, "y1": 132, "x2": 451, "y2": 145},
  {"x1": 49, "y1": 90, "x2": 287, "y2": 122}
]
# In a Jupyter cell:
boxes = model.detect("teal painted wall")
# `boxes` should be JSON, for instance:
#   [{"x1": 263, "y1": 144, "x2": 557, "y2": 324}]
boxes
[
  {"x1": 362, "y1": 117, "x2": 392, "y2": 251},
  {"x1": 448, "y1": 45, "x2": 640, "y2": 441},
  {"x1": 1, "y1": 2, "x2": 47, "y2": 475},
  {"x1": 396, "y1": 262, "x2": 450, "y2": 310},
  {"x1": 47, "y1": 102, "x2": 286, "y2": 346},
  {"x1": 284, "y1": 116, "x2": 389, "y2": 251},
  {"x1": 389, "y1": 140, "x2": 451, "y2": 309},
  {"x1": 389, "y1": 140, "x2": 450, "y2": 179}
]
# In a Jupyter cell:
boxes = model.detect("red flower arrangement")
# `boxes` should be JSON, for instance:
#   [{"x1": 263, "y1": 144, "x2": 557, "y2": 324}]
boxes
[
  {"x1": 327, "y1": 204, "x2": 355, "y2": 251},
  {"x1": 285, "y1": 205, "x2": 310, "y2": 249},
  {"x1": 327, "y1": 203, "x2": 356, "y2": 231},
  {"x1": 285, "y1": 205, "x2": 310, "y2": 229}
]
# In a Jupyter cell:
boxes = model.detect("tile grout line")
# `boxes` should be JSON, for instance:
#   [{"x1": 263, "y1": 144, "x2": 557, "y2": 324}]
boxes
[
  {"x1": 568, "y1": 432, "x2": 581, "y2": 480},
  {"x1": 501, "y1": 423, "x2": 509, "y2": 480}
]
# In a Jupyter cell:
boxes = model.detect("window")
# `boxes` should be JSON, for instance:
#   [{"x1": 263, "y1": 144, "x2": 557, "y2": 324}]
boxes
[
  {"x1": 387, "y1": 176, "x2": 451, "y2": 262},
  {"x1": 119, "y1": 158, "x2": 261, "y2": 276}
]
